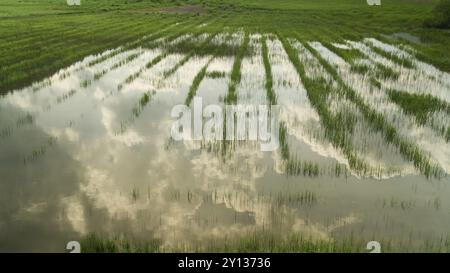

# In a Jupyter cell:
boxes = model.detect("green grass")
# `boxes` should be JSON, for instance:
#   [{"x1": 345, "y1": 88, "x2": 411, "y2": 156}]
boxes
[
  {"x1": 297, "y1": 38, "x2": 443, "y2": 178},
  {"x1": 206, "y1": 71, "x2": 226, "y2": 78},
  {"x1": 387, "y1": 89, "x2": 450, "y2": 141},
  {"x1": 366, "y1": 42, "x2": 415, "y2": 68},
  {"x1": 326, "y1": 43, "x2": 400, "y2": 80},
  {"x1": 225, "y1": 32, "x2": 249, "y2": 104},
  {"x1": 80, "y1": 230, "x2": 450, "y2": 253},
  {"x1": 423, "y1": 0, "x2": 450, "y2": 29},
  {"x1": 261, "y1": 36, "x2": 276, "y2": 106},
  {"x1": 80, "y1": 232, "x2": 365, "y2": 253},
  {"x1": 118, "y1": 52, "x2": 169, "y2": 91},
  {"x1": 163, "y1": 32, "x2": 219, "y2": 78},
  {"x1": 279, "y1": 35, "x2": 371, "y2": 176},
  {"x1": 185, "y1": 57, "x2": 213, "y2": 105},
  {"x1": 387, "y1": 89, "x2": 450, "y2": 125}
]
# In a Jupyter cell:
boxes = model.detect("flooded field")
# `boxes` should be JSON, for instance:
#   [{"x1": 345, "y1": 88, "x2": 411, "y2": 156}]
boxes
[{"x1": 1, "y1": 28, "x2": 450, "y2": 252}]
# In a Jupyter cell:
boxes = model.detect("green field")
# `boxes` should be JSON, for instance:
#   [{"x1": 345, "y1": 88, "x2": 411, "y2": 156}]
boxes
[
  {"x1": 1, "y1": 0, "x2": 449, "y2": 94},
  {"x1": 1, "y1": 0, "x2": 450, "y2": 253}
]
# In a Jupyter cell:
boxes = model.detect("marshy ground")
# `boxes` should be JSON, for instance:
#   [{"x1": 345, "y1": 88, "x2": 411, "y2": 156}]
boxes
[{"x1": 0, "y1": 0, "x2": 450, "y2": 252}]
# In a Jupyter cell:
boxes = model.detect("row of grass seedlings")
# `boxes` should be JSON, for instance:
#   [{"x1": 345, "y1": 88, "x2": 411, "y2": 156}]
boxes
[
  {"x1": 193, "y1": 32, "x2": 237, "y2": 155},
  {"x1": 318, "y1": 41, "x2": 419, "y2": 178},
  {"x1": 104, "y1": 22, "x2": 202, "y2": 77},
  {"x1": 225, "y1": 30, "x2": 248, "y2": 105},
  {"x1": 365, "y1": 38, "x2": 450, "y2": 88},
  {"x1": 126, "y1": 20, "x2": 183, "y2": 49},
  {"x1": 281, "y1": 35, "x2": 374, "y2": 177},
  {"x1": 167, "y1": 33, "x2": 195, "y2": 47},
  {"x1": 195, "y1": 32, "x2": 243, "y2": 154},
  {"x1": 346, "y1": 40, "x2": 450, "y2": 139},
  {"x1": 0, "y1": 105, "x2": 35, "y2": 142},
  {"x1": 363, "y1": 38, "x2": 415, "y2": 69},
  {"x1": 0, "y1": 46, "x2": 158, "y2": 140},
  {"x1": 0, "y1": 61, "x2": 103, "y2": 139},
  {"x1": 185, "y1": 28, "x2": 230, "y2": 153},
  {"x1": 261, "y1": 190, "x2": 317, "y2": 208},
  {"x1": 348, "y1": 40, "x2": 450, "y2": 142},
  {"x1": 0, "y1": 17, "x2": 159, "y2": 93},
  {"x1": 237, "y1": 34, "x2": 266, "y2": 106},
  {"x1": 50, "y1": 49, "x2": 167, "y2": 137},
  {"x1": 183, "y1": 32, "x2": 233, "y2": 152},
  {"x1": 79, "y1": 229, "x2": 450, "y2": 253},
  {"x1": 355, "y1": 39, "x2": 450, "y2": 104},
  {"x1": 136, "y1": 29, "x2": 215, "y2": 89},
  {"x1": 323, "y1": 40, "x2": 450, "y2": 175},
  {"x1": 82, "y1": 47, "x2": 156, "y2": 101},
  {"x1": 386, "y1": 89, "x2": 450, "y2": 142},
  {"x1": 117, "y1": 51, "x2": 169, "y2": 92},
  {"x1": 80, "y1": 19, "x2": 198, "y2": 78},
  {"x1": 162, "y1": 32, "x2": 221, "y2": 79},
  {"x1": 228, "y1": 33, "x2": 267, "y2": 155},
  {"x1": 266, "y1": 35, "x2": 350, "y2": 177},
  {"x1": 307, "y1": 41, "x2": 446, "y2": 178},
  {"x1": 97, "y1": 22, "x2": 209, "y2": 89},
  {"x1": 0, "y1": 16, "x2": 131, "y2": 73},
  {"x1": 322, "y1": 41, "x2": 393, "y2": 81},
  {"x1": 140, "y1": 36, "x2": 216, "y2": 118},
  {"x1": 23, "y1": 136, "x2": 58, "y2": 165},
  {"x1": 115, "y1": 32, "x2": 206, "y2": 92},
  {"x1": 306, "y1": 42, "x2": 412, "y2": 177},
  {"x1": 221, "y1": 30, "x2": 249, "y2": 157},
  {"x1": 114, "y1": 89, "x2": 157, "y2": 136},
  {"x1": 2, "y1": 14, "x2": 155, "y2": 61},
  {"x1": 195, "y1": 32, "x2": 239, "y2": 104},
  {"x1": 159, "y1": 19, "x2": 216, "y2": 51},
  {"x1": 80, "y1": 230, "x2": 378, "y2": 253},
  {"x1": 19, "y1": 44, "x2": 113, "y2": 94},
  {"x1": 89, "y1": 49, "x2": 148, "y2": 86},
  {"x1": 109, "y1": 49, "x2": 186, "y2": 135},
  {"x1": 77, "y1": 20, "x2": 181, "y2": 75}
]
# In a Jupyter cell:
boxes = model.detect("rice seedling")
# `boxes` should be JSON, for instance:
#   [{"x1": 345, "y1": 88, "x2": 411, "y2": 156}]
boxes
[
  {"x1": 279, "y1": 35, "x2": 370, "y2": 176},
  {"x1": 185, "y1": 58, "x2": 214, "y2": 106},
  {"x1": 261, "y1": 36, "x2": 276, "y2": 106},
  {"x1": 15, "y1": 113, "x2": 34, "y2": 128},
  {"x1": 163, "y1": 33, "x2": 219, "y2": 78},
  {"x1": 80, "y1": 229, "x2": 450, "y2": 253},
  {"x1": 22, "y1": 136, "x2": 57, "y2": 165},
  {"x1": 386, "y1": 89, "x2": 450, "y2": 126},
  {"x1": 116, "y1": 90, "x2": 156, "y2": 135},
  {"x1": 81, "y1": 233, "x2": 162, "y2": 253},
  {"x1": 225, "y1": 32, "x2": 249, "y2": 104},
  {"x1": 118, "y1": 52, "x2": 169, "y2": 91},
  {"x1": 206, "y1": 71, "x2": 226, "y2": 78},
  {"x1": 300, "y1": 39, "x2": 444, "y2": 178},
  {"x1": 56, "y1": 89, "x2": 77, "y2": 104},
  {"x1": 286, "y1": 157, "x2": 320, "y2": 177},
  {"x1": 365, "y1": 40, "x2": 415, "y2": 69},
  {"x1": 323, "y1": 42, "x2": 400, "y2": 80}
]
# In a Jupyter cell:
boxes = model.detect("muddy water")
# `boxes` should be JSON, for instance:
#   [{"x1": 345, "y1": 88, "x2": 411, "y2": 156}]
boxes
[{"x1": 1, "y1": 34, "x2": 450, "y2": 252}]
